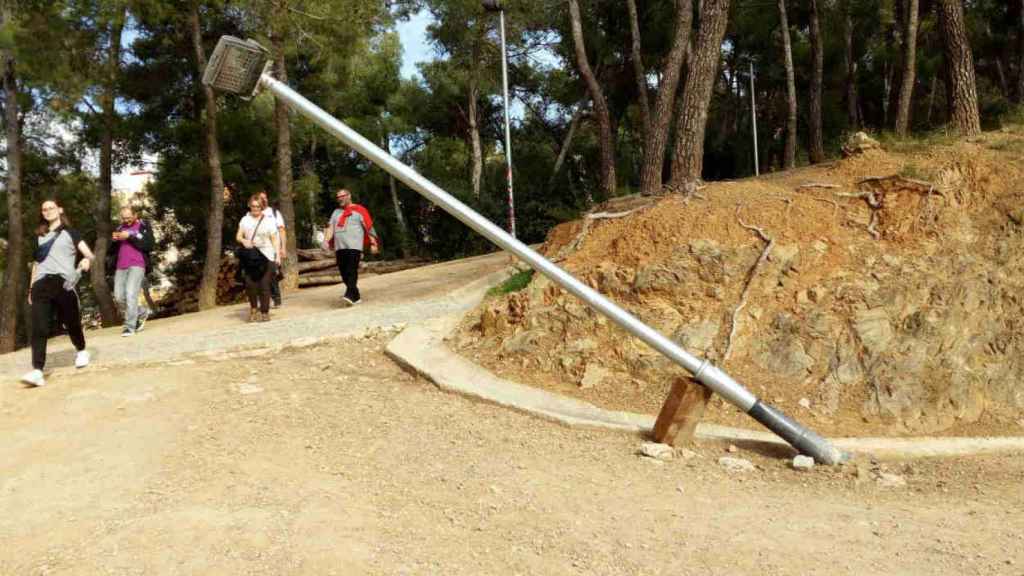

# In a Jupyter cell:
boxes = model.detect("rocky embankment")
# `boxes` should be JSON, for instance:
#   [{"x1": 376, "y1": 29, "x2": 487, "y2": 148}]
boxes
[{"x1": 453, "y1": 131, "x2": 1024, "y2": 436}]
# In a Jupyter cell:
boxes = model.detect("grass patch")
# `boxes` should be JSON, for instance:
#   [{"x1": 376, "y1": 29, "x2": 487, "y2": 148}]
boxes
[
  {"x1": 487, "y1": 269, "x2": 535, "y2": 297},
  {"x1": 986, "y1": 137, "x2": 1024, "y2": 154},
  {"x1": 878, "y1": 129, "x2": 959, "y2": 155},
  {"x1": 899, "y1": 162, "x2": 933, "y2": 181},
  {"x1": 997, "y1": 104, "x2": 1024, "y2": 129}
]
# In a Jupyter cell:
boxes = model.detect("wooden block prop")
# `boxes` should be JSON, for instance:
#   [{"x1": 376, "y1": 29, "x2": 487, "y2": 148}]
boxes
[{"x1": 652, "y1": 376, "x2": 712, "y2": 446}]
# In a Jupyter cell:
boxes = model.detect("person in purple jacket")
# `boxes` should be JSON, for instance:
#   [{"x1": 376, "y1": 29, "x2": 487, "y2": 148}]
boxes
[{"x1": 111, "y1": 206, "x2": 155, "y2": 337}]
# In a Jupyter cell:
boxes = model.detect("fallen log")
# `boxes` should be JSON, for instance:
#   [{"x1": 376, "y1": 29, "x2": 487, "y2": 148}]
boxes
[
  {"x1": 297, "y1": 258, "x2": 336, "y2": 273},
  {"x1": 297, "y1": 248, "x2": 332, "y2": 261},
  {"x1": 298, "y1": 273, "x2": 345, "y2": 287}
]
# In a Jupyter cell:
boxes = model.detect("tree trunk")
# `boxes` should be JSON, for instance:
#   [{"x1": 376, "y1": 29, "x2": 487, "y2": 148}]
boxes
[
  {"x1": 190, "y1": 3, "x2": 226, "y2": 311},
  {"x1": 0, "y1": 0, "x2": 24, "y2": 353},
  {"x1": 568, "y1": 0, "x2": 616, "y2": 196},
  {"x1": 90, "y1": 7, "x2": 125, "y2": 326},
  {"x1": 844, "y1": 0, "x2": 859, "y2": 129},
  {"x1": 549, "y1": 104, "x2": 584, "y2": 189},
  {"x1": 808, "y1": 0, "x2": 825, "y2": 163},
  {"x1": 468, "y1": 63, "x2": 482, "y2": 199},
  {"x1": 995, "y1": 58, "x2": 1009, "y2": 100},
  {"x1": 668, "y1": 0, "x2": 731, "y2": 187},
  {"x1": 271, "y1": 6, "x2": 298, "y2": 289},
  {"x1": 382, "y1": 133, "x2": 410, "y2": 256},
  {"x1": 926, "y1": 72, "x2": 938, "y2": 125},
  {"x1": 895, "y1": 0, "x2": 920, "y2": 137},
  {"x1": 638, "y1": 0, "x2": 692, "y2": 196},
  {"x1": 778, "y1": 0, "x2": 797, "y2": 169},
  {"x1": 626, "y1": 0, "x2": 652, "y2": 141},
  {"x1": 1018, "y1": 0, "x2": 1024, "y2": 103},
  {"x1": 937, "y1": 0, "x2": 981, "y2": 137},
  {"x1": 886, "y1": 0, "x2": 905, "y2": 128}
]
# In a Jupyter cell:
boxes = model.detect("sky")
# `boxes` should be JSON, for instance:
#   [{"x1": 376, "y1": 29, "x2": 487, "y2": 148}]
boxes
[{"x1": 395, "y1": 9, "x2": 435, "y2": 80}]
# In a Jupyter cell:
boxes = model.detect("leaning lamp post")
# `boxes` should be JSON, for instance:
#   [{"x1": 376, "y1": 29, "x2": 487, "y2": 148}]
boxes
[
  {"x1": 481, "y1": 0, "x2": 516, "y2": 238},
  {"x1": 201, "y1": 36, "x2": 844, "y2": 465}
]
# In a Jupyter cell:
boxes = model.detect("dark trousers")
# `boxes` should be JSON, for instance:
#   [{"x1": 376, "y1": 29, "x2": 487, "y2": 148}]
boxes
[
  {"x1": 30, "y1": 275, "x2": 86, "y2": 370},
  {"x1": 245, "y1": 265, "x2": 274, "y2": 314},
  {"x1": 269, "y1": 262, "x2": 282, "y2": 304},
  {"x1": 335, "y1": 249, "x2": 362, "y2": 302}
]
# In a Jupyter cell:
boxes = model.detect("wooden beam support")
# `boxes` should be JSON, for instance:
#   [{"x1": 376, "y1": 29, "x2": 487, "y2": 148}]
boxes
[{"x1": 652, "y1": 376, "x2": 712, "y2": 446}]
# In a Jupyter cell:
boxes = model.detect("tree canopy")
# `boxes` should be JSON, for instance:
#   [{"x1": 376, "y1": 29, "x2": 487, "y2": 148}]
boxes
[{"x1": 2, "y1": 0, "x2": 1022, "y2": 350}]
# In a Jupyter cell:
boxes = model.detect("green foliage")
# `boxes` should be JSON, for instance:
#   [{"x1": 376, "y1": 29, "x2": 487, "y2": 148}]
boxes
[{"x1": 487, "y1": 268, "x2": 534, "y2": 297}]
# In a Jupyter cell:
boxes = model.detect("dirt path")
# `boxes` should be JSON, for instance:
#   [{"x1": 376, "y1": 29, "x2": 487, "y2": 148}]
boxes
[
  {"x1": 1, "y1": 334, "x2": 1022, "y2": 575},
  {"x1": 2, "y1": 251, "x2": 1023, "y2": 574},
  {"x1": 0, "y1": 252, "x2": 509, "y2": 377}
]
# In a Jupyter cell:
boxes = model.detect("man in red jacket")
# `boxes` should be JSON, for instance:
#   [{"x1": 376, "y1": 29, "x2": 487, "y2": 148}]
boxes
[{"x1": 323, "y1": 188, "x2": 379, "y2": 306}]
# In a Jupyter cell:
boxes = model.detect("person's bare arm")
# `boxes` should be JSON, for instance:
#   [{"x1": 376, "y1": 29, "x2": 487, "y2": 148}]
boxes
[
  {"x1": 277, "y1": 224, "x2": 287, "y2": 258},
  {"x1": 76, "y1": 240, "x2": 95, "y2": 271},
  {"x1": 271, "y1": 232, "x2": 282, "y2": 264},
  {"x1": 237, "y1": 224, "x2": 251, "y2": 248}
]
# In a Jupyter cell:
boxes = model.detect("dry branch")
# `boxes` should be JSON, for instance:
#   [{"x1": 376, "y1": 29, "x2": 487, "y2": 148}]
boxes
[{"x1": 797, "y1": 182, "x2": 840, "y2": 190}]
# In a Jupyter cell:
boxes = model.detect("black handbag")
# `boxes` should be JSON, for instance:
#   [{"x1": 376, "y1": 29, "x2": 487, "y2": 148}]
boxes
[{"x1": 236, "y1": 215, "x2": 269, "y2": 282}]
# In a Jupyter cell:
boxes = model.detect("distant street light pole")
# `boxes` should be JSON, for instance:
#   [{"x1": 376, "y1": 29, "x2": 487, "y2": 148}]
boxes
[
  {"x1": 750, "y1": 61, "x2": 760, "y2": 176},
  {"x1": 482, "y1": 0, "x2": 515, "y2": 238}
]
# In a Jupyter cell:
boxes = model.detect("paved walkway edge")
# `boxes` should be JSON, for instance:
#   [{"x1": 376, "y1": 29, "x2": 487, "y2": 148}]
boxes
[{"x1": 386, "y1": 298, "x2": 1024, "y2": 461}]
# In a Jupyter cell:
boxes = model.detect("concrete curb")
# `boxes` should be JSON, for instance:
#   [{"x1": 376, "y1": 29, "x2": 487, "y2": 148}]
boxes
[{"x1": 386, "y1": 310, "x2": 1024, "y2": 461}]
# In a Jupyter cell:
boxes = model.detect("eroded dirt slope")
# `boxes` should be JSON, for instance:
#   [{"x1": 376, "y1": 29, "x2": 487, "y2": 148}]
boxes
[{"x1": 454, "y1": 129, "x2": 1024, "y2": 437}]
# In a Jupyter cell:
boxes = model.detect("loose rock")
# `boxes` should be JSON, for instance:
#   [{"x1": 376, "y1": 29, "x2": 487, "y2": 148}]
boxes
[
  {"x1": 676, "y1": 448, "x2": 699, "y2": 460},
  {"x1": 238, "y1": 383, "x2": 263, "y2": 395},
  {"x1": 718, "y1": 457, "x2": 756, "y2": 472},
  {"x1": 638, "y1": 442, "x2": 674, "y2": 461},
  {"x1": 792, "y1": 455, "x2": 815, "y2": 470}
]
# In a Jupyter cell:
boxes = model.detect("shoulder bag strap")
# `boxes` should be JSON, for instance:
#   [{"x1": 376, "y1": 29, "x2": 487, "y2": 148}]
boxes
[{"x1": 250, "y1": 215, "x2": 265, "y2": 243}]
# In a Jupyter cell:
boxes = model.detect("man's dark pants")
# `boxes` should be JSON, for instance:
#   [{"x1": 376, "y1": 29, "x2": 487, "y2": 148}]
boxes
[
  {"x1": 269, "y1": 262, "x2": 282, "y2": 305},
  {"x1": 335, "y1": 249, "x2": 362, "y2": 302}
]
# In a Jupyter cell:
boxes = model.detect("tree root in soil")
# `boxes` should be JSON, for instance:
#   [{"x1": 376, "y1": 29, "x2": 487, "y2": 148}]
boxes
[
  {"x1": 551, "y1": 201, "x2": 656, "y2": 263},
  {"x1": 724, "y1": 208, "x2": 775, "y2": 362}
]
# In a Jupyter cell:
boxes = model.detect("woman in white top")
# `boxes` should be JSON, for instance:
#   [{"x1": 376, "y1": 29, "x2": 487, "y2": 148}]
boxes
[{"x1": 236, "y1": 194, "x2": 281, "y2": 322}]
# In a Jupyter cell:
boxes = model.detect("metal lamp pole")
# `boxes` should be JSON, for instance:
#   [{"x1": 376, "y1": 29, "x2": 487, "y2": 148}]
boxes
[
  {"x1": 201, "y1": 36, "x2": 845, "y2": 465},
  {"x1": 750, "y1": 61, "x2": 760, "y2": 176},
  {"x1": 482, "y1": 0, "x2": 516, "y2": 238}
]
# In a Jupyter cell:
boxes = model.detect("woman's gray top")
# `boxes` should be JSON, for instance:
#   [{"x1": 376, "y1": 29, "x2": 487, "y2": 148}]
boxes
[{"x1": 34, "y1": 228, "x2": 82, "y2": 289}]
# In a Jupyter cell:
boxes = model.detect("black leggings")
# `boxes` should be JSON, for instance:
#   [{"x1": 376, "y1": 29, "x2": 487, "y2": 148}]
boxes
[
  {"x1": 30, "y1": 275, "x2": 86, "y2": 370},
  {"x1": 335, "y1": 249, "x2": 362, "y2": 302},
  {"x1": 245, "y1": 265, "x2": 274, "y2": 314}
]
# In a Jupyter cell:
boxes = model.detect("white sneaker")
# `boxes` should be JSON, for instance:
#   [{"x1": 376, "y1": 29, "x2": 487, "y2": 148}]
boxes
[
  {"x1": 21, "y1": 369, "x2": 45, "y2": 387},
  {"x1": 340, "y1": 296, "x2": 354, "y2": 307},
  {"x1": 75, "y1": 350, "x2": 91, "y2": 369}
]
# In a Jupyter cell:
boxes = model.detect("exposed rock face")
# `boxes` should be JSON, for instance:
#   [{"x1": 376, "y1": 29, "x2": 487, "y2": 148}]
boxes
[{"x1": 456, "y1": 146, "x2": 1024, "y2": 434}]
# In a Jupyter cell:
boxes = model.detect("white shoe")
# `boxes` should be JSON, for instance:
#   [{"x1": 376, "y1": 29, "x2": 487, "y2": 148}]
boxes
[
  {"x1": 75, "y1": 350, "x2": 91, "y2": 369},
  {"x1": 21, "y1": 369, "x2": 45, "y2": 387},
  {"x1": 340, "y1": 296, "x2": 354, "y2": 307}
]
